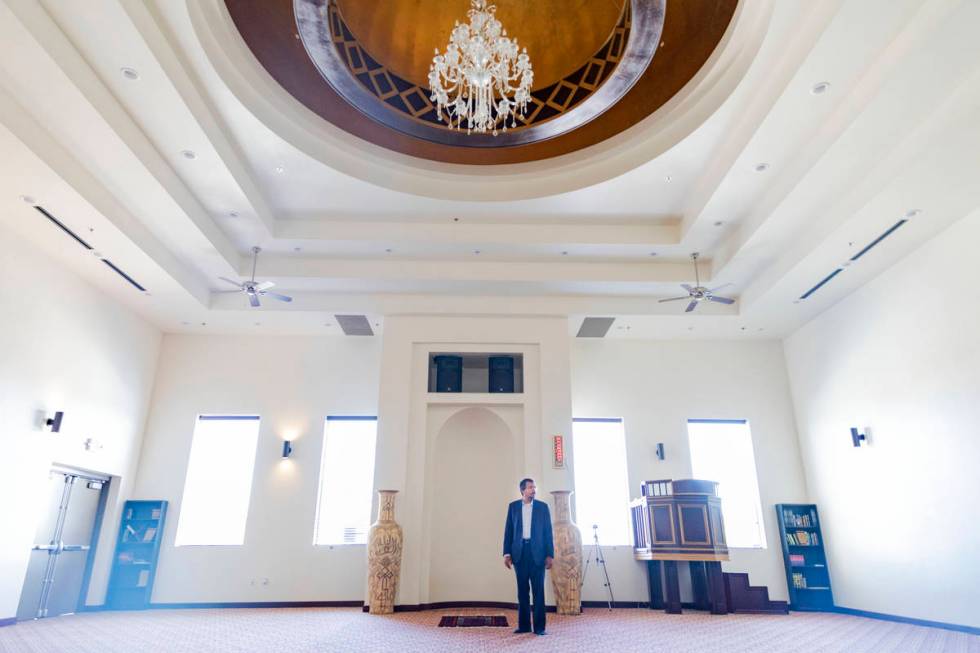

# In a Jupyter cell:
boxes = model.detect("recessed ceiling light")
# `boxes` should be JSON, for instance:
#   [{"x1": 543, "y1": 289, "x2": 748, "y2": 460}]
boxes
[
  {"x1": 120, "y1": 67, "x2": 140, "y2": 81},
  {"x1": 324, "y1": 323, "x2": 332, "y2": 327},
  {"x1": 740, "y1": 327, "x2": 747, "y2": 331},
  {"x1": 687, "y1": 326, "x2": 694, "y2": 331},
  {"x1": 180, "y1": 150, "x2": 197, "y2": 160},
  {"x1": 293, "y1": 246, "x2": 302, "y2": 252},
  {"x1": 561, "y1": 251, "x2": 568, "y2": 256},
  {"x1": 664, "y1": 175, "x2": 672, "y2": 183},
  {"x1": 200, "y1": 322, "x2": 207, "y2": 326},
  {"x1": 385, "y1": 248, "x2": 393, "y2": 253},
  {"x1": 453, "y1": 217, "x2": 460, "y2": 222},
  {"x1": 758, "y1": 328, "x2": 764, "y2": 332},
  {"x1": 275, "y1": 165, "x2": 286, "y2": 174},
  {"x1": 229, "y1": 211, "x2": 239, "y2": 218},
  {"x1": 905, "y1": 209, "x2": 922, "y2": 219},
  {"x1": 19, "y1": 195, "x2": 36, "y2": 204},
  {"x1": 649, "y1": 252, "x2": 657, "y2": 257},
  {"x1": 714, "y1": 221, "x2": 724, "y2": 227},
  {"x1": 810, "y1": 81, "x2": 831, "y2": 95},
  {"x1": 754, "y1": 162, "x2": 770, "y2": 173},
  {"x1": 254, "y1": 322, "x2": 261, "y2": 326},
  {"x1": 181, "y1": 321, "x2": 190, "y2": 326},
  {"x1": 473, "y1": 249, "x2": 481, "y2": 255}
]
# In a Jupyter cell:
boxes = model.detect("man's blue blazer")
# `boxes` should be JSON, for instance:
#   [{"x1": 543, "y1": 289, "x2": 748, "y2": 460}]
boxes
[{"x1": 502, "y1": 499, "x2": 555, "y2": 566}]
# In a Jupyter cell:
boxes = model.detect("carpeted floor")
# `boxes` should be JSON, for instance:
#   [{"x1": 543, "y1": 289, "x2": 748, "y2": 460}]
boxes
[{"x1": 0, "y1": 607, "x2": 976, "y2": 653}]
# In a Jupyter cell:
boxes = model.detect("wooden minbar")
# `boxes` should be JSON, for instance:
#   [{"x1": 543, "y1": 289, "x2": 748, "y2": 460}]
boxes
[{"x1": 630, "y1": 479, "x2": 729, "y2": 614}]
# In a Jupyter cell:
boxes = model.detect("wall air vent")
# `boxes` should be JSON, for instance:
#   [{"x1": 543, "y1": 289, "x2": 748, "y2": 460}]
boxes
[
  {"x1": 799, "y1": 269, "x2": 843, "y2": 300},
  {"x1": 101, "y1": 259, "x2": 147, "y2": 292},
  {"x1": 35, "y1": 205, "x2": 147, "y2": 292},
  {"x1": 799, "y1": 218, "x2": 909, "y2": 300},
  {"x1": 335, "y1": 315, "x2": 374, "y2": 336},
  {"x1": 576, "y1": 317, "x2": 616, "y2": 338},
  {"x1": 34, "y1": 206, "x2": 93, "y2": 250},
  {"x1": 849, "y1": 219, "x2": 907, "y2": 262}
]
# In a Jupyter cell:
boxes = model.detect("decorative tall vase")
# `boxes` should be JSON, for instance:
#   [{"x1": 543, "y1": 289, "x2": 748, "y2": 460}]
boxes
[
  {"x1": 550, "y1": 490, "x2": 583, "y2": 615},
  {"x1": 367, "y1": 490, "x2": 403, "y2": 615}
]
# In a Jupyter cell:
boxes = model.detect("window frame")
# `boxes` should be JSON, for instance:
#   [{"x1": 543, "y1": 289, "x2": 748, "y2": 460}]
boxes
[
  {"x1": 312, "y1": 415, "x2": 379, "y2": 546},
  {"x1": 686, "y1": 418, "x2": 767, "y2": 550},
  {"x1": 174, "y1": 414, "x2": 261, "y2": 547},
  {"x1": 570, "y1": 416, "x2": 633, "y2": 546}
]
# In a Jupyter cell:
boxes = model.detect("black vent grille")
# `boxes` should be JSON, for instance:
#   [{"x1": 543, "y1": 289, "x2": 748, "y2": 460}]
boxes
[
  {"x1": 34, "y1": 206, "x2": 93, "y2": 250},
  {"x1": 335, "y1": 315, "x2": 374, "y2": 336},
  {"x1": 799, "y1": 218, "x2": 909, "y2": 300},
  {"x1": 35, "y1": 204, "x2": 147, "y2": 293}
]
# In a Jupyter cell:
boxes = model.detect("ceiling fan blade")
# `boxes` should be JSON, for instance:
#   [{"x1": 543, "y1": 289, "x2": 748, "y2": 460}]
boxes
[
  {"x1": 681, "y1": 284, "x2": 694, "y2": 292},
  {"x1": 248, "y1": 293, "x2": 261, "y2": 308},
  {"x1": 707, "y1": 295, "x2": 735, "y2": 305},
  {"x1": 685, "y1": 300, "x2": 699, "y2": 313},
  {"x1": 261, "y1": 291, "x2": 293, "y2": 303},
  {"x1": 709, "y1": 283, "x2": 732, "y2": 293},
  {"x1": 255, "y1": 280, "x2": 275, "y2": 291},
  {"x1": 218, "y1": 276, "x2": 243, "y2": 288},
  {"x1": 213, "y1": 290, "x2": 243, "y2": 294},
  {"x1": 658, "y1": 296, "x2": 692, "y2": 303}
]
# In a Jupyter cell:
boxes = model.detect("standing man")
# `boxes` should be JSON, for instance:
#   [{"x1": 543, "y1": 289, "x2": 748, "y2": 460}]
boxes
[{"x1": 503, "y1": 478, "x2": 554, "y2": 635}]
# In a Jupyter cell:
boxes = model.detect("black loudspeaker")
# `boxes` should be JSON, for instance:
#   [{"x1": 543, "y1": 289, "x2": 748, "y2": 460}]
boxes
[
  {"x1": 434, "y1": 355, "x2": 463, "y2": 392},
  {"x1": 488, "y1": 356, "x2": 515, "y2": 393}
]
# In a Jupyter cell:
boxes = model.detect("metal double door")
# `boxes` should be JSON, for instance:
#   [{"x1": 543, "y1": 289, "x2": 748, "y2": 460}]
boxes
[{"x1": 16, "y1": 467, "x2": 107, "y2": 621}]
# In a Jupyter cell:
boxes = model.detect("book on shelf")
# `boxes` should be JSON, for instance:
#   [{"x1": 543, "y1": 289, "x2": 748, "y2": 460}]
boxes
[
  {"x1": 782, "y1": 509, "x2": 818, "y2": 527},
  {"x1": 789, "y1": 554, "x2": 805, "y2": 566},
  {"x1": 151, "y1": 508, "x2": 161, "y2": 519},
  {"x1": 117, "y1": 551, "x2": 133, "y2": 564},
  {"x1": 142, "y1": 527, "x2": 157, "y2": 543},
  {"x1": 791, "y1": 572, "x2": 807, "y2": 589},
  {"x1": 136, "y1": 569, "x2": 150, "y2": 588}
]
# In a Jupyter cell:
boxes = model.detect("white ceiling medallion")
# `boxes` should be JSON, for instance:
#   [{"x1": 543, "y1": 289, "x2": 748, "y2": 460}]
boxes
[{"x1": 429, "y1": 0, "x2": 533, "y2": 134}]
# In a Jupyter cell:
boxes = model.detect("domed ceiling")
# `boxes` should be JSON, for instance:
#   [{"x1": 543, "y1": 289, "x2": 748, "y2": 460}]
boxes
[{"x1": 225, "y1": 0, "x2": 737, "y2": 164}]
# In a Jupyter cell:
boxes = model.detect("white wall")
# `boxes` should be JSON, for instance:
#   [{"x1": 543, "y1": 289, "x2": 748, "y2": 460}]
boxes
[
  {"x1": 783, "y1": 210, "x2": 980, "y2": 628},
  {"x1": 132, "y1": 334, "x2": 381, "y2": 603},
  {"x1": 571, "y1": 339, "x2": 809, "y2": 603},
  {"x1": 0, "y1": 224, "x2": 160, "y2": 618}
]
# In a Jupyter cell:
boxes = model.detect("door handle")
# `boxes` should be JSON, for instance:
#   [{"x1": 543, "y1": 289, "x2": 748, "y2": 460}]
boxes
[{"x1": 31, "y1": 542, "x2": 90, "y2": 553}]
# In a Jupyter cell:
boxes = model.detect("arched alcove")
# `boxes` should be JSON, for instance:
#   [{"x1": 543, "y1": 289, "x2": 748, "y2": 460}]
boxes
[{"x1": 425, "y1": 405, "x2": 522, "y2": 603}]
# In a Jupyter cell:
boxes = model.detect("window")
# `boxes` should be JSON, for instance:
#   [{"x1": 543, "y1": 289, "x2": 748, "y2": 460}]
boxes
[
  {"x1": 687, "y1": 419, "x2": 767, "y2": 548},
  {"x1": 571, "y1": 418, "x2": 632, "y2": 545},
  {"x1": 175, "y1": 415, "x2": 260, "y2": 546},
  {"x1": 314, "y1": 416, "x2": 378, "y2": 545}
]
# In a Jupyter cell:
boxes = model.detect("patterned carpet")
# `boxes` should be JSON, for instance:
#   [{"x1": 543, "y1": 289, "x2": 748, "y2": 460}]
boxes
[{"x1": 0, "y1": 607, "x2": 976, "y2": 653}]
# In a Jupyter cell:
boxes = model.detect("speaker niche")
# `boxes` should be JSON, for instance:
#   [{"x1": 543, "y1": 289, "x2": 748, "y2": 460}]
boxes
[{"x1": 433, "y1": 355, "x2": 463, "y2": 393}]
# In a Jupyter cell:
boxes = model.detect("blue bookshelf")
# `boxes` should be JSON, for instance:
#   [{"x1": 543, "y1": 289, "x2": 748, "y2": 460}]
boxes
[
  {"x1": 776, "y1": 503, "x2": 834, "y2": 611},
  {"x1": 106, "y1": 500, "x2": 167, "y2": 609}
]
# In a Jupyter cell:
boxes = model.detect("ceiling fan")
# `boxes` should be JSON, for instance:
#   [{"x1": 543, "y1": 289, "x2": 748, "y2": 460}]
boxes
[
  {"x1": 658, "y1": 252, "x2": 735, "y2": 313},
  {"x1": 217, "y1": 246, "x2": 292, "y2": 308}
]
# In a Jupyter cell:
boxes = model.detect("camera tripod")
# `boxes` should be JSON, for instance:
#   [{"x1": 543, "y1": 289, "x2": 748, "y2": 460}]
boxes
[{"x1": 581, "y1": 524, "x2": 614, "y2": 610}]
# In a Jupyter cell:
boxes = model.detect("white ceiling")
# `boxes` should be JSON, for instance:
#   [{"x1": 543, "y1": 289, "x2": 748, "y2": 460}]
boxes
[{"x1": 1, "y1": 0, "x2": 978, "y2": 339}]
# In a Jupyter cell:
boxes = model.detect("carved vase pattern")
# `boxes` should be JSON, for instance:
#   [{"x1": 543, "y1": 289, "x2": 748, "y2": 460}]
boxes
[
  {"x1": 550, "y1": 490, "x2": 583, "y2": 615},
  {"x1": 367, "y1": 490, "x2": 403, "y2": 615}
]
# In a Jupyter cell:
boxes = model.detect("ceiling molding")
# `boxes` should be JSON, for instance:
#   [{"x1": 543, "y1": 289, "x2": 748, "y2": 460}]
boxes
[
  {"x1": 118, "y1": 0, "x2": 276, "y2": 237},
  {"x1": 0, "y1": 83, "x2": 211, "y2": 306},
  {"x1": 4, "y1": 0, "x2": 241, "y2": 273},
  {"x1": 187, "y1": 0, "x2": 773, "y2": 199},
  {"x1": 275, "y1": 219, "x2": 679, "y2": 247}
]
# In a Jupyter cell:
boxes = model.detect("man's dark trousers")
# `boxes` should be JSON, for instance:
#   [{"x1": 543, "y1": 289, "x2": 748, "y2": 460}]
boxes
[{"x1": 515, "y1": 540, "x2": 546, "y2": 633}]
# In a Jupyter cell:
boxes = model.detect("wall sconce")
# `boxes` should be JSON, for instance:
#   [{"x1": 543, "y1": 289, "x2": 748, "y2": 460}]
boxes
[
  {"x1": 850, "y1": 427, "x2": 870, "y2": 447},
  {"x1": 281, "y1": 440, "x2": 293, "y2": 459},
  {"x1": 655, "y1": 442, "x2": 665, "y2": 460},
  {"x1": 45, "y1": 411, "x2": 64, "y2": 433}
]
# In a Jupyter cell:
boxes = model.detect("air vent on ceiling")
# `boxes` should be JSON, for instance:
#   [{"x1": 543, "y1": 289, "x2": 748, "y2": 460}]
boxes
[
  {"x1": 848, "y1": 219, "x2": 907, "y2": 262},
  {"x1": 576, "y1": 317, "x2": 616, "y2": 338},
  {"x1": 35, "y1": 204, "x2": 147, "y2": 292},
  {"x1": 335, "y1": 315, "x2": 374, "y2": 336},
  {"x1": 101, "y1": 259, "x2": 147, "y2": 292},
  {"x1": 799, "y1": 218, "x2": 908, "y2": 300},
  {"x1": 34, "y1": 205, "x2": 93, "y2": 250}
]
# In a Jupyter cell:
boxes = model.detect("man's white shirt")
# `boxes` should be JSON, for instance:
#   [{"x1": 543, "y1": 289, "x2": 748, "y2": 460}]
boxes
[{"x1": 522, "y1": 500, "x2": 533, "y2": 539}]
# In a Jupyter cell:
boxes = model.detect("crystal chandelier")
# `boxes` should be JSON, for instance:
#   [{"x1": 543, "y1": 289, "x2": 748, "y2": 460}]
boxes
[{"x1": 428, "y1": 0, "x2": 534, "y2": 135}]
